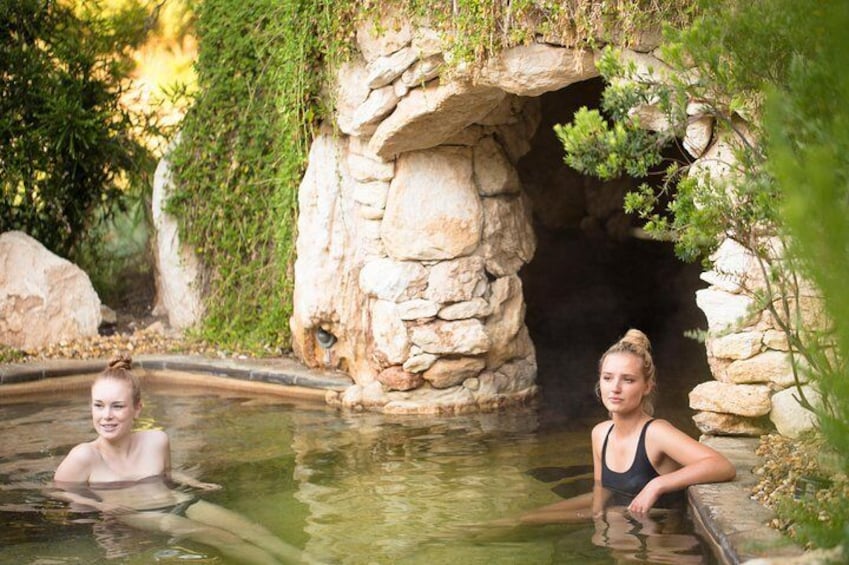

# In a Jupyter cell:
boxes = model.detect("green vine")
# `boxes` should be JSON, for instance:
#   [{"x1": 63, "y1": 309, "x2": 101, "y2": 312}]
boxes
[{"x1": 168, "y1": 0, "x2": 693, "y2": 354}]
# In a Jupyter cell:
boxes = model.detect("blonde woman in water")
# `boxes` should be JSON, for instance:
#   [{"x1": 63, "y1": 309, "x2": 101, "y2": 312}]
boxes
[
  {"x1": 54, "y1": 354, "x2": 304, "y2": 565},
  {"x1": 521, "y1": 329, "x2": 736, "y2": 523}
]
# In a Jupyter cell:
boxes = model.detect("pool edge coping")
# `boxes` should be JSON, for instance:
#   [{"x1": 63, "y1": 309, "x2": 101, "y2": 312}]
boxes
[
  {"x1": 0, "y1": 354, "x2": 353, "y2": 400},
  {"x1": 689, "y1": 436, "x2": 805, "y2": 564}
]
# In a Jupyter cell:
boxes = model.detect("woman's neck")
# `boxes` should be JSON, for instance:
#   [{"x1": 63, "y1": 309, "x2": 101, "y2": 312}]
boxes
[
  {"x1": 95, "y1": 433, "x2": 135, "y2": 457},
  {"x1": 610, "y1": 410, "x2": 650, "y2": 435}
]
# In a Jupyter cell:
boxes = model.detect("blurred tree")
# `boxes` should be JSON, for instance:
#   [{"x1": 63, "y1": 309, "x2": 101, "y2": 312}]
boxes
[{"x1": 0, "y1": 0, "x2": 155, "y2": 259}]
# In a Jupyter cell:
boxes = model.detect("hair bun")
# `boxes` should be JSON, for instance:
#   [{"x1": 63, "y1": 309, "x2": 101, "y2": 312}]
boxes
[
  {"x1": 107, "y1": 353, "x2": 133, "y2": 371},
  {"x1": 620, "y1": 329, "x2": 652, "y2": 352}
]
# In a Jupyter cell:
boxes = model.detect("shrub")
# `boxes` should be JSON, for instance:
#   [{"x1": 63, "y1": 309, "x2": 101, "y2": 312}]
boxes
[{"x1": 0, "y1": 0, "x2": 155, "y2": 260}]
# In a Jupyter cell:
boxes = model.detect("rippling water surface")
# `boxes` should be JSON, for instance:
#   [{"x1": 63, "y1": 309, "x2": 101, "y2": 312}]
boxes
[{"x1": 0, "y1": 378, "x2": 715, "y2": 564}]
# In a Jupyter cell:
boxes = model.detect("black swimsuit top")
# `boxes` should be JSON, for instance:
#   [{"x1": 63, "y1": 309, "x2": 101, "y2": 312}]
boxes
[
  {"x1": 601, "y1": 419, "x2": 658, "y2": 497},
  {"x1": 601, "y1": 419, "x2": 684, "y2": 508}
]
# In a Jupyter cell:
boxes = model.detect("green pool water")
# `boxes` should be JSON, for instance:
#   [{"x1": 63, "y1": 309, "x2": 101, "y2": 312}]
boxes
[{"x1": 0, "y1": 377, "x2": 715, "y2": 564}]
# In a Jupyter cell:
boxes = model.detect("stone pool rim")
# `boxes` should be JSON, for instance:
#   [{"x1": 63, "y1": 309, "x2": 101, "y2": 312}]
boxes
[
  {"x1": 0, "y1": 354, "x2": 353, "y2": 402},
  {"x1": 0, "y1": 355, "x2": 806, "y2": 565}
]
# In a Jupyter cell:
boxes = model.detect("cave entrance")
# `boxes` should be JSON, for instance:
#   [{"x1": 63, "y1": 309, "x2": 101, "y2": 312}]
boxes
[{"x1": 516, "y1": 78, "x2": 709, "y2": 433}]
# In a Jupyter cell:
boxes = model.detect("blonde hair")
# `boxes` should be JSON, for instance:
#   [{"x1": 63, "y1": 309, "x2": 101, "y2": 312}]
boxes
[
  {"x1": 95, "y1": 353, "x2": 141, "y2": 407},
  {"x1": 597, "y1": 329, "x2": 657, "y2": 415}
]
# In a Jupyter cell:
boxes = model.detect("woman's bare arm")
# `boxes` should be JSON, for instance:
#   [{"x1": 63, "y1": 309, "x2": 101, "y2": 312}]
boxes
[{"x1": 629, "y1": 420, "x2": 735, "y2": 513}]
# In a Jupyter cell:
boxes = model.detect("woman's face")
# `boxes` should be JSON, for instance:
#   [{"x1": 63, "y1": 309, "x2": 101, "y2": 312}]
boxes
[
  {"x1": 598, "y1": 352, "x2": 652, "y2": 416},
  {"x1": 91, "y1": 377, "x2": 140, "y2": 442}
]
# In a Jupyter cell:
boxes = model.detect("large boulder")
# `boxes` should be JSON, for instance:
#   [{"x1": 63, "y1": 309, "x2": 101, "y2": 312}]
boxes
[
  {"x1": 0, "y1": 231, "x2": 101, "y2": 350},
  {"x1": 151, "y1": 149, "x2": 204, "y2": 330}
]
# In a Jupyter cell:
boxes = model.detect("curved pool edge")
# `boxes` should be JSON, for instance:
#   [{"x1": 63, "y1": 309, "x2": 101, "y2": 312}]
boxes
[
  {"x1": 689, "y1": 436, "x2": 805, "y2": 565},
  {"x1": 0, "y1": 354, "x2": 354, "y2": 402}
]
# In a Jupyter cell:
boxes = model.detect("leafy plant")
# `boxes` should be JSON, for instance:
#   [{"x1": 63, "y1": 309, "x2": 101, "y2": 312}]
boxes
[
  {"x1": 0, "y1": 0, "x2": 156, "y2": 261},
  {"x1": 765, "y1": 0, "x2": 849, "y2": 482}
]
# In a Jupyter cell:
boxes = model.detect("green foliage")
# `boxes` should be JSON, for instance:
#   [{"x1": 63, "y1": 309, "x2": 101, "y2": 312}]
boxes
[
  {"x1": 0, "y1": 344, "x2": 25, "y2": 364},
  {"x1": 381, "y1": 0, "x2": 693, "y2": 67},
  {"x1": 0, "y1": 0, "x2": 156, "y2": 260},
  {"x1": 169, "y1": 0, "x2": 352, "y2": 352},
  {"x1": 765, "y1": 0, "x2": 849, "y2": 485}
]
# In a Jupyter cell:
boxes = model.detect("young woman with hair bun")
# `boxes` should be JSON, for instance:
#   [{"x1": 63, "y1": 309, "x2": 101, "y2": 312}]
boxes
[
  {"x1": 520, "y1": 329, "x2": 736, "y2": 523},
  {"x1": 53, "y1": 354, "x2": 304, "y2": 565}
]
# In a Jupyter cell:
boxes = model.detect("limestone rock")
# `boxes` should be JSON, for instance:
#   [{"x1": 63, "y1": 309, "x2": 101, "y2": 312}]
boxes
[
  {"x1": 478, "y1": 195, "x2": 537, "y2": 277},
  {"x1": 485, "y1": 275, "x2": 528, "y2": 368},
  {"x1": 377, "y1": 365, "x2": 424, "y2": 391},
  {"x1": 346, "y1": 137, "x2": 395, "y2": 182},
  {"x1": 350, "y1": 85, "x2": 400, "y2": 136},
  {"x1": 473, "y1": 137, "x2": 521, "y2": 196},
  {"x1": 371, "y1": 300, "x2": 411, "y2": 365},
  {"x1": 382, "y1": 147, "x2": 483, "y2": 261},
  {"x1": 291, "y1": 130, "x2": 380, "y2": 381},
  {"x1": 367, "y1": 46, "x2": 419, "y2": 89},
  {"x1": 359, "y1": 258, "x2": 428, "y2": 301},
  {"x1": 692, "y1": 412, "x2": 772, "y2": 436},
  {"x1": 369, "y1": 81, "x2": 506, "y2": 159},
  {"x1": 422, "y1": 356, "x2": 486, "y2": 389},
  {"x1": 409, "y1": 319, "x2": 491, "y2": 355},
  {"x1": 334, "y1": 60, "x2": 372, "y2": 136},
  {"x1": 700, "y1": 238, "x2": 764, "y2": 293},
  {"x1": 400, "y1": 55, "x2": 443, "y2": 87},
  {"x1": 293, "y1": 134, "x2": 349, "y2": 327},
  {"x1": 695, "y1": 287, "x2": 758, "y2": 332},
  {"x1": 355, "y1": 14, "x2": 412, "y2": 62},
  {"x1": 709, "y1": 331, "x2": 762, "y2": 360},
  {"x1": 438, "y1": 298, "x2": 490, "y2": 320},
  {"x1": 688, "y1": 134, "x2": 738, "y2": 187},
  {"x1": 353, "y1": 180, "x2": 390, "y2": 209},
  {"x1": 606, "y1": 48, "x2": 674, "y2": 83},
  {"x1": 724, "y1": 350, "x2": 797, "y2": 386},
  {"x1": 493, "y1": 358, "x2": 537, "y2": 393},
  {"x1": 762, "y1": 329, "x2": 790, "y2": 351},
  {"x1": 683, "y1": 115, "x2": 713, "y2": 159},
  {"x1": 479, "y1": 44, "x2": 598, "y2": 96},
  {"x1": 152, "y1": 149, "x2": 204, "y2": 330},
  {"x1": 689, "y1": 381, "x2": 771, "y2": 417},
  {"x1": 425, "y1": 256, "x2": 488, "y2": 304},
  {"x1": 403, "y1": 352, "x2": 439, "y2": 373},
  {"x1": 397, "y1": 298, "x2": 439, "y2": 320},
  {"x1": 0, "y1": 231, "x2": 101, "y2": 350},
  {"x1": 769, "y1": 385, "x2": 821, "y2": 438},
  {"x1": 629, "y1": 103, "x2": 669, "y2": 131},
  {"x1": 411, "y1": 27, "x2": 442, "y2": 58}
]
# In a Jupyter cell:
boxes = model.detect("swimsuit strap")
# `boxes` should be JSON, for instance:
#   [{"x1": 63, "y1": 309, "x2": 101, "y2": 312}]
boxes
[
  {"x1": 601, "y1": 419, "x2": 655, "y2": 474},
  {"x1": 635, "y1": 419, "x2": 655, "y2": 458}
]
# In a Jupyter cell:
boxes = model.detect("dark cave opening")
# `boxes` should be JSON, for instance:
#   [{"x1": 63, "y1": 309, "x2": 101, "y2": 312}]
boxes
[{"x1": 516, "y1": 78, "x2": 710, "y2": 433}]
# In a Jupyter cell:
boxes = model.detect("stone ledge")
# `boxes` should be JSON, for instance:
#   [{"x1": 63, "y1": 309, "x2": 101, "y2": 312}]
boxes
[
  {"x1": 690, "y1": 436, "x2": 804, "y2": 564},
  {"x1": 0, "y1": 354, "x2": 353, "y2": 392}
]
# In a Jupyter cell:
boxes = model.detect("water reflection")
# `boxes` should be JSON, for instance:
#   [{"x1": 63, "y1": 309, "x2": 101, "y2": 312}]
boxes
[{"x1": 593, "y1": 509, "x2": 707, "y2": 564}]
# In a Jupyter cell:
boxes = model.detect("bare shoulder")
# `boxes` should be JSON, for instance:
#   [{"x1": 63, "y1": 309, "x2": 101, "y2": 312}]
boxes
[
  {"x1": 136, "y1": 429, "x2": 169, "y2": 448},
  {"x1": 646, "y1": 419, "x2": 693, "y2": 443},
  {"x1": 54, "y1": 441, "x2": 98, "y2": 482},
  {"x1": 591, "y1": 420, "x2": 613, "y2": 444},
  {"x1": 68, "y1": 441, "x2": 99, "y2": 461}
]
